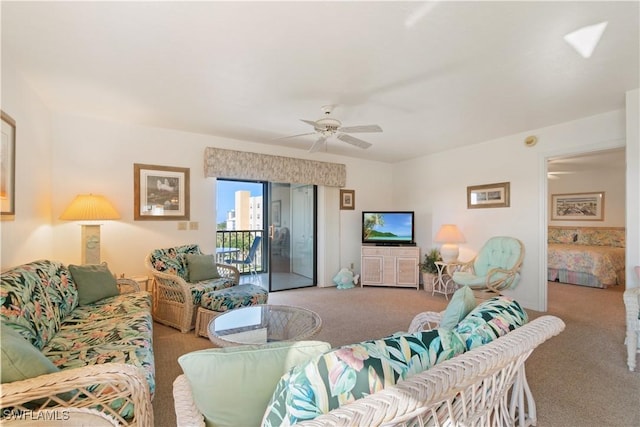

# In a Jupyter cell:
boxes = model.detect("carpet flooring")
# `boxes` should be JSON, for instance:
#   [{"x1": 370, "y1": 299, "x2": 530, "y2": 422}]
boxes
[{"x1": 153, "y1": 282, "x2": 640, "y2": 427}]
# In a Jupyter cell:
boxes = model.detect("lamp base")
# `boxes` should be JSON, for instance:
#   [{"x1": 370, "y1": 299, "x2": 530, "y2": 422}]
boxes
[
  {"x1": 81, "y1": 224, "x2": 101, "y2": 265},
  {"x1": 440, "y1": 243, "x2": 459, "y2": 263}
]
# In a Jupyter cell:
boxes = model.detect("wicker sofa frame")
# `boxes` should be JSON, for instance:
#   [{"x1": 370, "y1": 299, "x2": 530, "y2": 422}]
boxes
[
  {"x1": 624, "y1": 266, "x2": 640, "y2": 371},
  {"x1": 1, "y1": 278, "x2": 153, "y2": 427},
  {"x1": 173, "y1": 314, "x2": 564, "y2": 427},
  {"x1": 144, "y1": 252, "x2": 240, "y2": 333}
]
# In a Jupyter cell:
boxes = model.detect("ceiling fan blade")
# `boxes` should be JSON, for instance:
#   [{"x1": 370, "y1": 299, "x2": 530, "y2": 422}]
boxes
[
  {"x1": 273, "y1": 132, "x2": 317, "y2": 140},
  {"x1": 309, "y1": 137, "x2": 327, "y2": 153},
  {"x1": 337, "y1": 133, "x2": 372, "y2": 149},
  {"x1": 300, "y1": 119, "x2": 327, "y2": 130},
  {"x1": 338, "y1": 124, "x2": 383, "y2": 133}
]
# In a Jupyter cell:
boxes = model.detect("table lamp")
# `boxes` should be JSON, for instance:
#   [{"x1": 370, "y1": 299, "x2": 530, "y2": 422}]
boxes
[
  {"x1": 60, "y1": 194, "x2": 120, "y2": 264},
  {"x1": 434, "y1": 224, "x2": 466, "y2": 263}
]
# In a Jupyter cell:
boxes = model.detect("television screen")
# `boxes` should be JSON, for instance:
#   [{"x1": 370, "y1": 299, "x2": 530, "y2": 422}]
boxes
[{"x1": 362, "y1": 211, "x2": 415, "y2": 245}]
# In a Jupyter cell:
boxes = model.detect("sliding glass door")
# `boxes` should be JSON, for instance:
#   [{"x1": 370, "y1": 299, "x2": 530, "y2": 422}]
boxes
[{"x1": 268, "y1": 183, "x2": 316, "y2": 291}]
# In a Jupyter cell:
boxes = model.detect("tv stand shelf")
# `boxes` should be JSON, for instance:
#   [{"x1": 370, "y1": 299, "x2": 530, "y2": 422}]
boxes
[{"x1": 360, "y1": 246, "x2": 420, "y2": 289}]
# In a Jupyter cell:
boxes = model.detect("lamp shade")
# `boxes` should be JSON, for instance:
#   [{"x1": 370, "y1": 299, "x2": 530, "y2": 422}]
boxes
[
  {"x1": 434, "y1": 224, "x2": 465, "y2": 244},
  {"x1": 60, "y1": 194, "x2": 120, "y2": 221}
]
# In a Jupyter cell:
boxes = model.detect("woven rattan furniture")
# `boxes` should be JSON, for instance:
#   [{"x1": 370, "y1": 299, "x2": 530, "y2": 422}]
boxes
[
  {"x1": 174, "y1": 314, "x2": 564, "y2": 427},
  {"x1": 145, "y1": 244, "x2": 240, "y2": 333},
  {"x1": 624, "y1": 266, "x2": 640, "y2": 371},
  {"x1": 207, "y1": 304, "x2": 322, "y2": 347}
]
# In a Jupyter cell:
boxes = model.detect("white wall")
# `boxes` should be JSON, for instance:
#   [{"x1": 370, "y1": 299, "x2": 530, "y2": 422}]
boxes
[
  {"x1": 393, "y1": 109, "x2": 628, "y2": 311},
  {"x1": 548, "y1": 157, "x2": 625, "y2": 227},
  {"x1": 626, "y1": 89, "x2": 640, "y2": 288},
  {"x1": 0, "y1": 63, "x2": 54, "y2": 269}
]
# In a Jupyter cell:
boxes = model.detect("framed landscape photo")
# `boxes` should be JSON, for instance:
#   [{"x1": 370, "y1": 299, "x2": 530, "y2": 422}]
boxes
[
  {"x1": 467, "y1": 182, "x2": 510, "y2": 209},
  {"x1": 551, "y1": 192, "x2": 604, "y2": 221},
  {"x1": 134, "y1": 163, "x2": 190, "y2": 220},
  {"x1": 1, "y1": 111, "x2": 16, "y2": 218},
  {"x1": 340, "y1": 189, "x2": 355, "y2": 210}
]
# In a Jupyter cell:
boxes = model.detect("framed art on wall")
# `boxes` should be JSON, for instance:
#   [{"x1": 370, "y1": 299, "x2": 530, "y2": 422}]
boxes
[
  {"x1": 551, "y1": 192, "x2": 604, "y2": 221},
  {"x1": 1, "y1": 111, "x2": 16, "y2": 218},
  {"x1": 340, "y1": 189, "x2": 355, "y2": 210},
  {"x1": 134, "y1": 163, "x2": 190, "y2": 220},
  {"x1": 467, "y1": 182, "x2": 510, "y2": 209}
]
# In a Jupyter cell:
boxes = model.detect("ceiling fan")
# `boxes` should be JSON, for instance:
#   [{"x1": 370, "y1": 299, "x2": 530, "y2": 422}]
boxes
[{"x1": 280, "y1": 106, "x2": 382, "y2": 153}]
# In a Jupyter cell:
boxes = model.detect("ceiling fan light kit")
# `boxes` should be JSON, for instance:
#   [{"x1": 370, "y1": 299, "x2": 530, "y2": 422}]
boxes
[{"x1": 285, "y1": 105, "x2": 383, "y2": 153}]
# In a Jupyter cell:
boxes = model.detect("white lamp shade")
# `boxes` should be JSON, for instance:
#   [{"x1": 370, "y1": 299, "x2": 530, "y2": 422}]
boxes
[{"x1": 60, "y1": 194, "x2": 120, "y2": 221}]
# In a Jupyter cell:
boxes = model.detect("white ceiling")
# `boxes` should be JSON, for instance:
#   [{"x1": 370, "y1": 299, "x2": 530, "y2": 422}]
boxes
[{"x1": 2, "y1": 1, "x2": 639, "y2": 163}]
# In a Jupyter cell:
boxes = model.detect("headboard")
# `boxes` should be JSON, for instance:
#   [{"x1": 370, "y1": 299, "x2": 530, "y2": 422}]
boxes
[{"x1": 548, "y1": 226, "x2": 625, "y2": 248}]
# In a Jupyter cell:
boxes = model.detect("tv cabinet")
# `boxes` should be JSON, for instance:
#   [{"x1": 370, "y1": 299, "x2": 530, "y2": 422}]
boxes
[{"x1": 360, "y1": 246, "x2": 420, "y2": 289}]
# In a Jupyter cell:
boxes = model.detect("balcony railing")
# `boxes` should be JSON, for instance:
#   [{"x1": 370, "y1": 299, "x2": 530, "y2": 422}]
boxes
[{"x1": 216, "y1": 229, "x2": 265, "y2": 275}]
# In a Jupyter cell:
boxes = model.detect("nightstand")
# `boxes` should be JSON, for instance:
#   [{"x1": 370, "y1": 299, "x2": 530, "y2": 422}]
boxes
[{"x1": 432, "y1": 261, "x2": 459, "y2": 299}]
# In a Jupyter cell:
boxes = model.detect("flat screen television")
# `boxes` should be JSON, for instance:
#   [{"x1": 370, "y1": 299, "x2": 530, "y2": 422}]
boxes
[{"x1": 362, "y1": 211, "x2": 415, "y2": 245}]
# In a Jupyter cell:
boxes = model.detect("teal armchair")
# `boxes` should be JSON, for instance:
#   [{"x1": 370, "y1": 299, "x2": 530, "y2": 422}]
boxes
[{"x1": 451, "y1": 236, "x2": 525, "y2": 294}]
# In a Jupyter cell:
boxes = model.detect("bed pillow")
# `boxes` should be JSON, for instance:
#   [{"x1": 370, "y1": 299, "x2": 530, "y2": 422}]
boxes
[
  {"x1": 1, "y1": 324, "x2": 60, "y2": 383},
  {"x1": 439, "y1": 285, "x2": 477, "y2": 330},
  {"x1": 185, "y1": 253, "x2": 220, "y2": 282},
  {"x1": 262, "y1": 329, "x2": 465, "y2": 426},
  {"x1": 178, "y1": 340, "x2": 331, "y2": 427},
  {"x1": 68, "y1": 263, "x2": 119, "y2": 305},
  {"x1": 454, "y1": 296, "x2": 528, "y2": 350}
]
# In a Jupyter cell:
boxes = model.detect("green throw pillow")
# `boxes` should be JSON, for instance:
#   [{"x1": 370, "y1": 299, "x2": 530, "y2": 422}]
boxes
[
  {"x1": 185, "y1": 253, "x2": 220, "y2": 282},
  {"x1": 178, "y1": 340, "x2": 331, "y2": 427},
  {"x1": 68, "y1": 263, "x2": 119, "y2": 305},
  {"x1": 1, "y1": 324, "x2": 60, "y2": 383},
  {"x1": 439, "y1": 285, "x2": 477, "y2": 330}
]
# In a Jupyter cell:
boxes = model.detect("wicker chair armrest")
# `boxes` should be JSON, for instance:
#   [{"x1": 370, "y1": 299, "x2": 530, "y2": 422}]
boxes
[
  {"x1": 408, "y1": 311, "x2": 445, "y2": 333},
  {"x1": 173, "y1": 374, "x2": 205, "y2": 427},
  {"x1": 216, "y1": 263, "x2": 240, "y2": 284},
  {"x1": 116, "y1": 278, "x2": 140, "y2": 294},
  {"x1": 0, "y1": 363, "x2": 153, "y2": 427},
  {"x1": 449, "y1": 260, "x2": 474, "y2": 274}
]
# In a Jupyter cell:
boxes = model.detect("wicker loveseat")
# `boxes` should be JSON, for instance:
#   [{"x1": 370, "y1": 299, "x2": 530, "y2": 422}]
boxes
[
  {"x1": 173, "y1": 294, "x2": 565, "y2": 427},
  {"x1": 1, "y1": 260, "x2": 154, "y2": 426},
  {"x1": 145, "y1": 244, "x2": 241, "y2": 333}
]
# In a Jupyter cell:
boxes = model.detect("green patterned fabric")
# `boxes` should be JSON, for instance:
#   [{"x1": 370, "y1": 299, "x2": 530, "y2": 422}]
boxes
[
  {"x1": 190, "y1": 279, "x2": 235, "y2": 306},
  {"x1": 262, "y1": 329, "x2": 466, "y2": 426},
  {"x1": 454, "y1": 296, "x2": 528, "y2": 350},
  {"x1": 148, "y1": 243, "x2": 202, "y2": 281},
  {"x1": 1, "y1": 260, "x2": 79, "y2": 349},
  {"x1": 200, "y1": 284, "x2": 268, "y2": 312}
]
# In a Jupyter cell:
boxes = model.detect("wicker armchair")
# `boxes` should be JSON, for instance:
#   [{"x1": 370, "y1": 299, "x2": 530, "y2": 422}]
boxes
[
  {"x1": 145, "y1": 244, "x2": 240, "y2": 333},
  {"x1": 624, "y1": 266, "x2": 640, "y2": 371},
  {"x1": 451, "y1": 236, "x2": 525, "y2": 294},
  {"x1": 173, "y1": 315, "x2": 565, "y2": 427}
]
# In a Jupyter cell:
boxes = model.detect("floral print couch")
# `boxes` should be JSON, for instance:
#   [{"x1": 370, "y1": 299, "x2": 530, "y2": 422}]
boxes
[{"x1": 1, "y1": 260, "x2": 154, "y2": 426}]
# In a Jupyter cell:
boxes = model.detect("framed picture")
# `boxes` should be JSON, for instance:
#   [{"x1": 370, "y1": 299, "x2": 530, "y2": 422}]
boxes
[
  {"x1": 134, "y1": 163, "x2": 190, "y2": 220},
  {"x1": 1, "y1": 111, "x2": 16, "y2": 218},
  {"x1": 551, "y1": 192, "x2": 604, "y2": 221},
  {"x1": 340, "y1": 189, "x2": 355, "y2": 210},
  {"x1": 272, "y1": 200, "x2": 281, "y2": 226},
  {"x1": 467, "y1": 182, "x2": 510, "y2": 209}
]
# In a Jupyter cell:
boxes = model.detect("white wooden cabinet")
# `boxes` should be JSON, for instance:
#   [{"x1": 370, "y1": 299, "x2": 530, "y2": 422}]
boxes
[{"x1": 360, "y1": 246, "x2": 420, "y2": 289}]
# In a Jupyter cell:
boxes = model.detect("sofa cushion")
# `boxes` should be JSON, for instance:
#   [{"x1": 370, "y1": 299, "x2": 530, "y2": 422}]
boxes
[
  {"x1": 68, "y1": 263, "x2": 120, "y2": 305},
  {"x1": 186, "y1": 254, "x2": 221, "y2": 282},
  {"x1": 200, "y1": 284, "x2": 268, "y2": 312},
  {"x1": 439, "y1": 285, "x2": 477, "y2": 330},
  {"x1": 178, "y1": 340, "x2": 331, "y2": 427},
  {"x1": 0, "y1": 260, "x2": 78, "y2": 349},
  {"x1": 454, "y1": 296, "x2": 528, "y2": 350},
  {"x1": 263, "y1": 329, "x2": 466, "y2": 426},
  {"x1": 148, "y1": 244, "x2": 202, "y2": 281},
  {"x1": 1, "y1": 323, "x2": 60, "y2": 383}
]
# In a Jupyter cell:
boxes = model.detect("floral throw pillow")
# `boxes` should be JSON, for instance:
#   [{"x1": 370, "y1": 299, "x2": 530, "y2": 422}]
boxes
[{"x1": 262, "y1": 328, "x2": 465, "y2": 426}]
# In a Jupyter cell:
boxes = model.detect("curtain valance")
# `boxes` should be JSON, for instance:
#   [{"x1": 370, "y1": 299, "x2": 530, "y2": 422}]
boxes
[{"x1": 204, "y1": 147, "x2": 346, "y2": 187}]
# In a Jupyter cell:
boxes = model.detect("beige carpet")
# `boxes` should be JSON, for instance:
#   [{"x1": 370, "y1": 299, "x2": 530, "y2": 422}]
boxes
[{"x1": 153, "y1": 283, "x2": 640, "y2": 427}]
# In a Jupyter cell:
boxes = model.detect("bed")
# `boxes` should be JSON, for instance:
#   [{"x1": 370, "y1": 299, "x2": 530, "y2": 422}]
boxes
[{"x1": 547, "y1": 226, "x2": 626, "y2": 288}]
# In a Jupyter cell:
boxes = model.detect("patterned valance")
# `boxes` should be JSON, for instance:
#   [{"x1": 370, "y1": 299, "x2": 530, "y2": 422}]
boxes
[{"x1": 204, "y1": 147, "x2": 346, "y2": 187}]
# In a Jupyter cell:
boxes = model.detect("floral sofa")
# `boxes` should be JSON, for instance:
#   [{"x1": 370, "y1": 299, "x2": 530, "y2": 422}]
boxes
[
  {"x1": 173, "y1": 292, "x2": 565, "y2": 427},
  {"x1": 1, "y1": 260, "x2": 154, "y2": 426}
]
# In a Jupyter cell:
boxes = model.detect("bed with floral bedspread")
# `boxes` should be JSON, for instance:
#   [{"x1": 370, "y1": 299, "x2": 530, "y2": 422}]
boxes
[{"x1": 547, "y1": 226, "x2": 625, "y2": 288}]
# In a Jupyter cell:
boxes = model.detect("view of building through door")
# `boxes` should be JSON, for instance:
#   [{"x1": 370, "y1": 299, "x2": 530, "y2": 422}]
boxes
[{"x1": 216, "y1": 179, "x2": 316, "y2": 292}]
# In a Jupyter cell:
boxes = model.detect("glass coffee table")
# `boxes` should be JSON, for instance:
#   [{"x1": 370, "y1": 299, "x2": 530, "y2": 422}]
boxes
[{"x1": 207, "y1": 304, "x2": 322, "y2": 347}]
